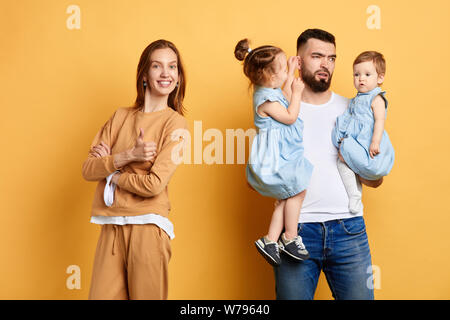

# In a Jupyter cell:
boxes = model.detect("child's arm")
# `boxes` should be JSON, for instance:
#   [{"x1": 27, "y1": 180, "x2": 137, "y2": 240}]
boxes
[
  {"x1": 282, "y1": 56, "x2": 299, "y2": 102},
  {"x1": 258, "y1": 78, "x2": 304, "y2": 125},
  {"x1": 369, "y1": 95, "x2": 386, "y2": 158}
]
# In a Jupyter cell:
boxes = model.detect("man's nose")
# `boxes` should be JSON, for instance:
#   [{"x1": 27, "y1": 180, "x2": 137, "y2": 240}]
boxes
[{"x1": 320, "y1": 57, "x2": 330, "y2": 69}]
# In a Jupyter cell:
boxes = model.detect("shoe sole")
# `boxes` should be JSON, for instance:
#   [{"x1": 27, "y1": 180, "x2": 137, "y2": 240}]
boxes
[
  {"x1": 254, "y1": 240, "x2": 280, "y2": 267},
  {"x1": 279, "y1": 245, "x2": 310, "y2": 261}
]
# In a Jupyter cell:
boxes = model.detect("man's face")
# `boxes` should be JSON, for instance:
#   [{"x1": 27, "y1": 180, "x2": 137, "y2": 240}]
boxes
[{"x1": 297, "y1": 39, "x2": 336, "y2": 92}]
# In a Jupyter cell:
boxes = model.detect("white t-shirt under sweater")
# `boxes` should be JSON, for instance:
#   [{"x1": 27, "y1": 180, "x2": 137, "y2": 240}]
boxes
[{"x1": 298, "y1": 91, "x2": 363, "y2": 223}]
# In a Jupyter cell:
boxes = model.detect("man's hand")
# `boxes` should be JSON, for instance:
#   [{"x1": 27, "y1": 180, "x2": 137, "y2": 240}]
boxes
[{"x1": 359, "y1": 176, "x2": 383, "y2": 188}]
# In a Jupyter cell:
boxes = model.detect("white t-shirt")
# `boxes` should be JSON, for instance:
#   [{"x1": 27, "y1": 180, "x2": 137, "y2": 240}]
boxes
[
  {"x1": 90, "y1": 171, "x2": 175, "y2": 239},
  {"x1": 298, "y1": 92, "x2": 363, "y2": 223}
]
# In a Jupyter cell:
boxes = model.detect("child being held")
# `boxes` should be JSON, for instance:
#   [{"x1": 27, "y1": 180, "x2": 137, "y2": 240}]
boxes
[
  {"x1": 235, "y1": 39, "x2": 313, "y2": 266},
  {"x1": 332, "y1": 51, "x2": 395, "y2": 213}
]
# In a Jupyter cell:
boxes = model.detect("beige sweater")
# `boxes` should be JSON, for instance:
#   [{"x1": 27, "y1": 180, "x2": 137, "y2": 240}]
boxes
[{"x1": 82, "y1": 106, "x2": 188, "y2": 218}]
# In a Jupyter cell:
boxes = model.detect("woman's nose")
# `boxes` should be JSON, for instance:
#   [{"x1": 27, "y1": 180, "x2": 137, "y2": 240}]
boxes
[{"x1": 160, "y1": 67, "x2": 169, "y2": 76}]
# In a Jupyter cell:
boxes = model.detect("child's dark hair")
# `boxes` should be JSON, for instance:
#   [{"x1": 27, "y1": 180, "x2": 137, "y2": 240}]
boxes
[{"x1": 234, "y1": 39, "x2": 283, "y2": 86}]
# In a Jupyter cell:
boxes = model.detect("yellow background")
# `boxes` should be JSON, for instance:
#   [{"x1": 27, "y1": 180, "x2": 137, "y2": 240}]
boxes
[{"x1": 1, "y1": 0, "x2": 449, "y2": 299}]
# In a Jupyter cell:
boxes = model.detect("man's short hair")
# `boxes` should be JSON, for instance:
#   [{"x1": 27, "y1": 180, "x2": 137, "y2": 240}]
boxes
[{"x1": 297, "y1": 29, "x2": 336, "y2": 51}]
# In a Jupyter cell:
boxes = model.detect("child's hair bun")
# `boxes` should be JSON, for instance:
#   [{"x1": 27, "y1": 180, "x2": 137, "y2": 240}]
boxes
[{"x1": 234, "y1": 39, "x2": 250, "y2": 61}]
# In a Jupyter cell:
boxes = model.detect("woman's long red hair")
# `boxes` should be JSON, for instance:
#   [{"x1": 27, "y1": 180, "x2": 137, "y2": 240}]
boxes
[{"x1": 133, "y1": 39, "x2": 186, "y2": 115}]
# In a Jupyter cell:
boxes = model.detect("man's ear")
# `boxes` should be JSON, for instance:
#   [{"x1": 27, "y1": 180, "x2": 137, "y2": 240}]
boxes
[{"x1": 377, "y1": 73, "x2": 385, "y2": 85}]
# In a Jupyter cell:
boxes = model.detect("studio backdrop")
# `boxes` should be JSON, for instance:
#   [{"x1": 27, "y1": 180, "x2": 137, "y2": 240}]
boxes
[{"x1": 1, "y1": 0, "x2": 449, "y2": 299}]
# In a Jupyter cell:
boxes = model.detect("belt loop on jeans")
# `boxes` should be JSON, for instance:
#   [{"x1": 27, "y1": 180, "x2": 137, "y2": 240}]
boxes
[{"x1": 112, "y1": 225, "x2": 118, "y2": 255}]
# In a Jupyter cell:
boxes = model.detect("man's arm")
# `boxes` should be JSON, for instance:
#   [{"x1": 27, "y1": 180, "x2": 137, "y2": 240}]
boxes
[{"x1": 359, "y1": 176, "x2": 383, "y2": 188}]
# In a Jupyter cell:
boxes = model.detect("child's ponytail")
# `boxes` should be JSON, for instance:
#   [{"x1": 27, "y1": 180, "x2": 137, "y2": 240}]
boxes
[
  {"x1": 234, "y1": 38, "x2": 283, "y2": 86},
  {"x1": 234, "y1": 39, "x2": 251, "y2": 61}
]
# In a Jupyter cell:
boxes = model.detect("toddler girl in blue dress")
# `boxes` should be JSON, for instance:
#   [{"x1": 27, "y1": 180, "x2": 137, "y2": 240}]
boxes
[
  {"x1": 234, "y1": 39, "x2": 313, "y2": 266},
  {"x1": 332, "y1": 51, "x2": 395, "y2": 213}
]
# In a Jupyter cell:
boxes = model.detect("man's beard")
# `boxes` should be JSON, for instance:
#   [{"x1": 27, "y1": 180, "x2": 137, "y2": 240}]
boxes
[{"x1": 301, "y1": 67, "x2": 332, "y2": 92}]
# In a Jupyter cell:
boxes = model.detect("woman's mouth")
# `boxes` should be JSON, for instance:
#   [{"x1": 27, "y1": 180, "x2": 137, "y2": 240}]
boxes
[{"x1": 157, "y1": 80, "x2": 173, "y2": 88}]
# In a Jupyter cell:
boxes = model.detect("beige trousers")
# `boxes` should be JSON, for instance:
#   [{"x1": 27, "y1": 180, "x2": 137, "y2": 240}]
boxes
[{"x1": 88, "y1": 223, "x2": 171, "y2": 300}]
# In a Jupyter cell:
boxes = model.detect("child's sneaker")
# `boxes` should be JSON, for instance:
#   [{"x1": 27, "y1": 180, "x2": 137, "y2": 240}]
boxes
[
  {"x1": 278, "y1": 234, "x2": 310, "y2": 261},
  {"x1": 255, "y1": 237, "x2": 281, "y2": 266}
]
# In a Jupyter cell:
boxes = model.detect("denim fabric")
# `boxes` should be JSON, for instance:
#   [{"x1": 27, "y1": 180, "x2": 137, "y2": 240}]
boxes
[{"x1": 274, "y1": 216, "x2": 374, "y2": 300}]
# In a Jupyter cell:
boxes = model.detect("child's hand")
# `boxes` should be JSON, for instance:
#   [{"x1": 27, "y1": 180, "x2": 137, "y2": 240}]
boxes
[
  {"x1": 287, "y1": 56, "x2": 299, "y2": 75},
  {"x1": 291, "y1": 77, "x2": 305, "y2": 95},
  {"x1": 369, "y1": 141, "x2": 380, "y2": 158}
]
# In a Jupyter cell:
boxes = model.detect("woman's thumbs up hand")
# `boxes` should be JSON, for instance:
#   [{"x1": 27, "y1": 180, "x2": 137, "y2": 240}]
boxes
[{"x1": 130, "y1": 128, "x2": 157, "y2": 162}]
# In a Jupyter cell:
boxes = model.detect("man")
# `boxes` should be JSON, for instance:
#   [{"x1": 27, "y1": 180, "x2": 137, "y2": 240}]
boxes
[{"x1": 274, "y1": 29, "x2": 382, "y2": 300}]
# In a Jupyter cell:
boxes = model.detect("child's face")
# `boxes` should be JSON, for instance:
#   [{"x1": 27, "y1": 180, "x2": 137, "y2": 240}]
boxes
[
  {"x1": 270, "y1": 52, "x2": 288, "y2": 88},
  {"x1": 353, "y1": 60, "x2": 384, "y2": 93}
]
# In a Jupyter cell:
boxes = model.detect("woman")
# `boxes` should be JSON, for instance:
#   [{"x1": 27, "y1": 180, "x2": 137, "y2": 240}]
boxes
[{"x1": 82, "y1": 39, "x2": 188, "y2": 300}]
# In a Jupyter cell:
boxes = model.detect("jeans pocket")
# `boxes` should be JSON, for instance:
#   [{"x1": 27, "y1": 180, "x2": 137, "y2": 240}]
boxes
[{"x1": 339, "y1": 217, "x2": 366, "y2": 235}]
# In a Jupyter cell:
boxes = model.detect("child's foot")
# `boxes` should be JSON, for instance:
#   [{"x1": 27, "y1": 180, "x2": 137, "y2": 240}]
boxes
[
  {"x1": 255, "y1": 237, "x2": 281, "y2": 266},
  {"x1": 278, "y1": 233, "x2": 309, "y2": 261}
]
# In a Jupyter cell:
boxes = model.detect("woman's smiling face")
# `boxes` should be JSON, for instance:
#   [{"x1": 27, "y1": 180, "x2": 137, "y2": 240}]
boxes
[{"x1": 145, "y1": 48, "x2": 179, "y2": 97}]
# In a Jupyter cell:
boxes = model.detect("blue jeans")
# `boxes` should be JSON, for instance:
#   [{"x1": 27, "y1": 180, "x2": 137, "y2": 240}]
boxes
[{"x1": 274, "y1": 216, "x2": 374, "y2": 300}]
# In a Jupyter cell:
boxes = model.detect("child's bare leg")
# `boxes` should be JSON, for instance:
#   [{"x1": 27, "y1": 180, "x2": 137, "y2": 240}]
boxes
[
  {"x1": 278, "y1": 190, "x2": 310, "y2": 261},
  {"x1": 266, "y1": 200, "x2": 286, "y2": 242},
  {"x1": 284, "y1": 190, "x2": 306, "y2": 240}
]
